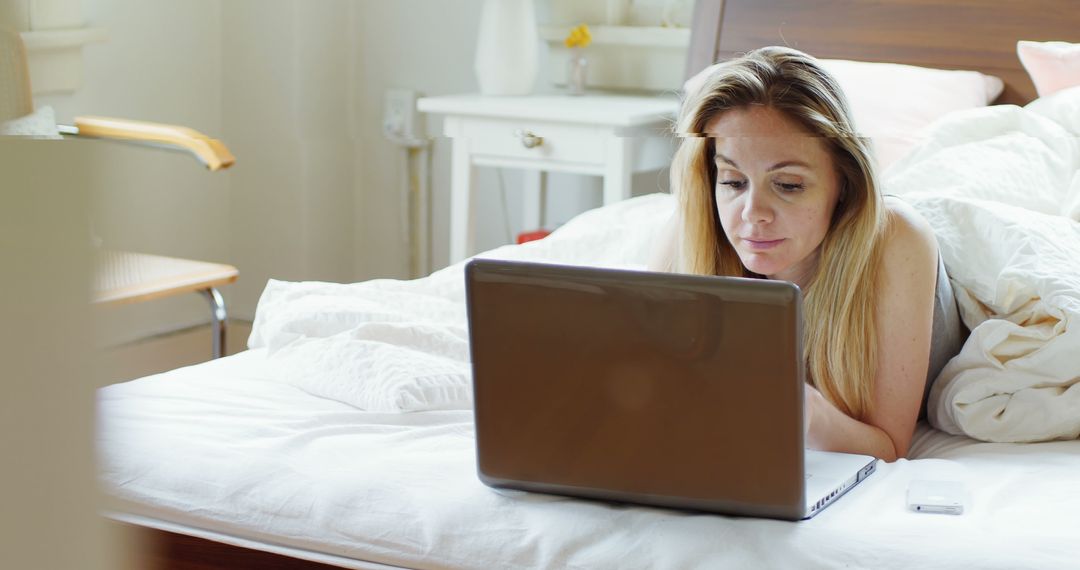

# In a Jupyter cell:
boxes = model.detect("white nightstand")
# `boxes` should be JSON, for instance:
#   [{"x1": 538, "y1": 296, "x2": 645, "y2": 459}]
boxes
[{"x1": 417, "y1": 93, "x2": 679, "y2": 262}]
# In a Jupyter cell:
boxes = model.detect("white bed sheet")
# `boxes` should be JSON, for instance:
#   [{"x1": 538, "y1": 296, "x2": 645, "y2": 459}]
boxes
[{"x1": 98, "y1": 349, "x2": 1080, "y2": 570}]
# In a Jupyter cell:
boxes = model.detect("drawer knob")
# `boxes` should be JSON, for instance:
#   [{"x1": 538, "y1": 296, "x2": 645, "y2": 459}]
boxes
[{"x1": 516, "y1": 130, "x2": 544, "y2": 149}]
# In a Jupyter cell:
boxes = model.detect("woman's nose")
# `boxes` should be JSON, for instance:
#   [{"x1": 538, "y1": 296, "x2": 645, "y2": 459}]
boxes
[{"x1": 741, "y1": 186, "x2": 774, "y2": 224}]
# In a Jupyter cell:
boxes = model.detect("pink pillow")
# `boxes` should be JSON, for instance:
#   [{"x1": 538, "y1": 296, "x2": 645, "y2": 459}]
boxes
[{"x1": 1017, "y1": 40, "x2": 1080, "y2": 97}]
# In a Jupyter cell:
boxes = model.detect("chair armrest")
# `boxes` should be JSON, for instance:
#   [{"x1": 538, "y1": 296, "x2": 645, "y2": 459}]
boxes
[{"x1": 66, "y1": 116, "x2": 236, "y2": 171}]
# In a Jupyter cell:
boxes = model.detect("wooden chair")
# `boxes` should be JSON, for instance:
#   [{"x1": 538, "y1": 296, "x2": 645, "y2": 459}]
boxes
[{"x1": 2, "y1": 28, "x2": 238, "y2": 358}]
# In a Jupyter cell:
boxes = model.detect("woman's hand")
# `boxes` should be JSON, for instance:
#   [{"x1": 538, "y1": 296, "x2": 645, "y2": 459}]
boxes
[{"x1": 803, "y1": 381, "x2": 899, "y2": 461}]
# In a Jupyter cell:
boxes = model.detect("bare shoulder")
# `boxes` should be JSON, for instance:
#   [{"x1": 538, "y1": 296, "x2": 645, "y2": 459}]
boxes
[
  {"x1": 880, "y1": 197, "x2": 938, "y2": 272},
  {"x1": 865, "y1": 198, "x2": 940, "y2": 459}
]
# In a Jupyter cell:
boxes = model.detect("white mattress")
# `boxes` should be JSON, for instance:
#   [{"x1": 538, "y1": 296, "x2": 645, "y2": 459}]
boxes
[{"x1": 98, "y1": 349, "x2": 1080, "y2": 569}]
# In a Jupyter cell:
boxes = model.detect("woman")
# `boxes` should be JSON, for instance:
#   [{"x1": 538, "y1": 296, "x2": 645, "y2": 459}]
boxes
[{"x1": 650, "y1": 46, "x2": 965, "y2": 461}]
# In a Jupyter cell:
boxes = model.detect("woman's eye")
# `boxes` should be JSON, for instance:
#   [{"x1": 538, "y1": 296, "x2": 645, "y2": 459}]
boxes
[
  {"x1": 719, "y1": 179, "x2": 747, "y2": 190},
  {"x1": 775, "y1": 182, "x2": 805, "y2": 193}
]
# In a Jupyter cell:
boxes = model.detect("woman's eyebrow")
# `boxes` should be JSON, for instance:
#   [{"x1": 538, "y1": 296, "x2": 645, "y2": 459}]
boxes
[
  {"x1": 715, "y1": 154, "x2": 812, "y2": 172},
  {"x1": 715, "y1": 153, "x2": 740, "y2": 168},
  {"x1": 768, "y1": 160, "x2": 812, "y2": 172}
]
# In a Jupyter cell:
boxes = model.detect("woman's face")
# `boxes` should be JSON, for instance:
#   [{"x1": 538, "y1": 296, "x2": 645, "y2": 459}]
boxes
[{"x1": 705, "y1": 105, "x2": 842, "y2": 287}]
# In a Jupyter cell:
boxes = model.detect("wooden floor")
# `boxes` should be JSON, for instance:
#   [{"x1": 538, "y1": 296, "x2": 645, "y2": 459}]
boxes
[
  {"x1": 125, "y1": 524, "x2": 344, "y2": 570},
  {"x1": 101, "y1": 320, "x2": 253, "y2": 384}
]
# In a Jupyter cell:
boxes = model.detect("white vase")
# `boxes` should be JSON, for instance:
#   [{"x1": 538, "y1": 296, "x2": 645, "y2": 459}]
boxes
[
  {"x1": 567, "y1": 48, "x2": 588, "y2": 96},
  {"x1": 474, "y1": 0, "x2": 538, "y2": 96},
  {"x1": 662, "y1": 0, "x2": 694, "y2": 28},
  {"x1": 606, "y1": 0, "x2": 632, "y2": 25}
]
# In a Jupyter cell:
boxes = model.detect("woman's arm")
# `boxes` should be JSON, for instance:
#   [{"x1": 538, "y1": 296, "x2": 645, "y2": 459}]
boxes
[
  {"x1": 805, "y1": 384, "x2": 898, "y2": 459},
  {"x1": 806, "y1": 199, "x2": 939, "y2": 461}
]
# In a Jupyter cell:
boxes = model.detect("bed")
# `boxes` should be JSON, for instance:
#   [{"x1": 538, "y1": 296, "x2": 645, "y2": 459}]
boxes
[{"x1": 97, "y1": 1, "x2": 1080, "y2": 568}]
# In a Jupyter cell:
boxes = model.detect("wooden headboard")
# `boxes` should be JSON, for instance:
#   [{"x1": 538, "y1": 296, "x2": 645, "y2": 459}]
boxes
[{"x1": 687, "y1": 0, "x2": 1080, "y2": 105}]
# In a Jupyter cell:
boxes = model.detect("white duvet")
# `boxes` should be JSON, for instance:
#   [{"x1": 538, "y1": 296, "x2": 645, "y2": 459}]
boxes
[
  {"x1": 884, "y1": 87, "x2": 1080, "y2": 442},
  {"x1": 251, "y1": 88, "x2": 1080, "y2": 443},
  {"x1": 248, "y1": 194, "x2": 673, "y2": 413}
]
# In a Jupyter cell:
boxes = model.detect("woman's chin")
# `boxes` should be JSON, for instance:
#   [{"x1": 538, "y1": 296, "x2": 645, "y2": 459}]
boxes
[{"x1": 738, "y1": 254, "x2": 786, "y2": 278}]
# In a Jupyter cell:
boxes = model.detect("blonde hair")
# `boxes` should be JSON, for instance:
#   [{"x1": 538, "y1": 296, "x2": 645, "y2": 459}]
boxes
[{"x1": 672, "y1": 46, "x2": 886, "y2": 420}]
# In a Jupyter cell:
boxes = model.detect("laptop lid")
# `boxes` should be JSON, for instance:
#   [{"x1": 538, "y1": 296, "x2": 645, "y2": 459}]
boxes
[{"x1": 467, "y1": 259, "x2": 819, "y2": 520}]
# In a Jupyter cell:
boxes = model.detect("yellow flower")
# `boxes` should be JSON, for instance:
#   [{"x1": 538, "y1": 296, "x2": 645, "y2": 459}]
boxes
[{"x1": 564, "y1": 24, "x2": 591, "y2": 49}]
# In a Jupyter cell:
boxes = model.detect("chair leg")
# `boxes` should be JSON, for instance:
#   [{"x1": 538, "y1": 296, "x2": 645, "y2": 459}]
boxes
[{"x1": 199, "y1": 287, "x2": 227, "y2": 359}]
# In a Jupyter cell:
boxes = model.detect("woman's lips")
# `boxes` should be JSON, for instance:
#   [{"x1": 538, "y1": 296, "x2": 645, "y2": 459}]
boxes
[{"x1": 743, "y1": 238, "x2": 785, "y2": 250}]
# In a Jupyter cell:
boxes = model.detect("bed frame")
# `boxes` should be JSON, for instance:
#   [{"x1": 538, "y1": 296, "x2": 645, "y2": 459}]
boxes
[
  {"x1": 688, "y1": 0, "x2": 1080, "y2": 105},
  {"x1": 128, "y1": 0, "x2": 1079, "y2": 567},
  {"x1": 125, "y1": 524, "x2": 340, "y2": 570}
]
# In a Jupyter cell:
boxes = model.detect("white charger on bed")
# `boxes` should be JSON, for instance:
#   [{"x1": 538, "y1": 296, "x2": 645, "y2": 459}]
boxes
[{"x1": 906, "y1": 479, "x2": 967, "y2": 515}]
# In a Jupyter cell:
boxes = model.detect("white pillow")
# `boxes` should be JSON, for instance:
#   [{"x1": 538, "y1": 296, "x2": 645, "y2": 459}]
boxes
[
  {"x1": 0, "y1": 105, "x2": 62, "y2": 139},
  {"x1": 683, "y1": 58, "x2": 1003, "y2": 173},
  {"x1": 251, "y1": 277, "x2": 473, "y2": 413},
  {"x1": 268, "y1": 322, "x2": 473, "y2": 413},
  {"x1": 818, "y1": 59, "x2": 1003, "y2": 171}
]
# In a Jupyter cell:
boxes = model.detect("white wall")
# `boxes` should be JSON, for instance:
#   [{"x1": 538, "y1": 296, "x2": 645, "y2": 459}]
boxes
[
  {"x1": 22, "y1": 0, "x2": 672, "y2": 348},
  {"x1": 222, "y1": 0, "x2": 357, "y2": 318},
  {"x1": 352, "y1": 0, "x2": 488, "y2": 279},
  {"x1": 351, "y1": 0, "x2": 668, "y2": 278},
  {"x1": 30, "y1": 0, "x2": 362, "y2": 338},
  {"x1": 35, "y1": 0, "x2": 228, "y2": 346}
]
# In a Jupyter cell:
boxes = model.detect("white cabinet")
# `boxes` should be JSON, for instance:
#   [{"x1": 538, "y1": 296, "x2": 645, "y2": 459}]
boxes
[{"x1": 418, "y1": 93, "x2": 679, "y2": 262}]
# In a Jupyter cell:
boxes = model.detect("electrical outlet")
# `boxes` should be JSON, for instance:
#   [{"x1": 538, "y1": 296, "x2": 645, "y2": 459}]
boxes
[{"x1": 383, "y1": 88, "x2": 421, "y2": 142}]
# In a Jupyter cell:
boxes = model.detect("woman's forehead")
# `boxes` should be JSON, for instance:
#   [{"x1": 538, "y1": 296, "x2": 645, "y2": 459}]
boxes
[
  {"x1": 704, "y1": 105, "x2": 811, "y2": 137},
  {"x1": 706, "y1": 107, "x2": 832, "y2": 170}
]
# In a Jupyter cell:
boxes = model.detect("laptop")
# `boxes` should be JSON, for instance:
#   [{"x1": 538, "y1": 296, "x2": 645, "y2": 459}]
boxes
[{"x1": 465, "y1": 258, "x2": 877, "y2": 521}]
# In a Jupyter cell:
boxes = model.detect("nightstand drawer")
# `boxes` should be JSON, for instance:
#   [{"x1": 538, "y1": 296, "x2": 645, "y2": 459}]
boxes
[{"x1": 452, "y1": 117, "x2": 608, "y2": 167}]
